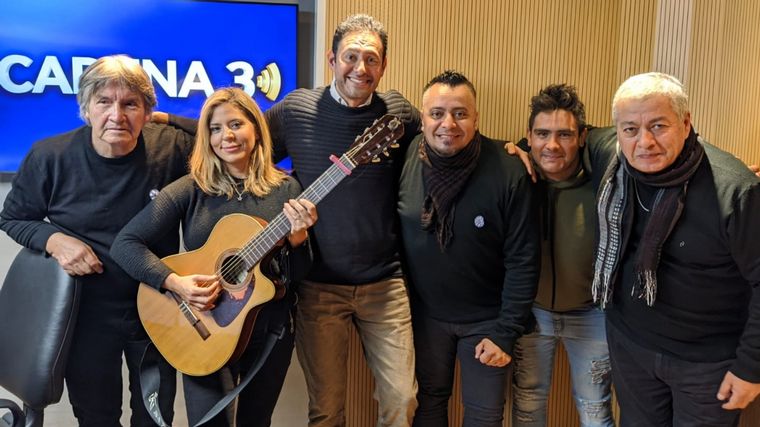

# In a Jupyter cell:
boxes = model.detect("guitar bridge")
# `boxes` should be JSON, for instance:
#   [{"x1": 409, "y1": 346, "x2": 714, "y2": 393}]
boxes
[{"x1": 174, "y1": 296, "x2": 211, "y2": 340}]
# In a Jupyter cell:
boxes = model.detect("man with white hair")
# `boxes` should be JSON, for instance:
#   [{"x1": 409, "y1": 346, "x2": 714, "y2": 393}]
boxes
[{"x1": 593, "y1": 72, "x2": 760, "y2": 425}]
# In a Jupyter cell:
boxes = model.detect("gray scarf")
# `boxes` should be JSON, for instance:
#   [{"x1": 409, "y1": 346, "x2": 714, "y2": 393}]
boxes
[{"x1": 593, "y1": 128, "x2": 704, "y2": 308}]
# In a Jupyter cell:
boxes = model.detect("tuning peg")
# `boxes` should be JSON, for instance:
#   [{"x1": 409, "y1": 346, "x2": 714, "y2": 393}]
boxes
[
  {"x1": 382, "y1": 149, "x2": 390, "y2": 157},
  {"x1": 371, "y1": 156, "x2": 382, "y2": 163},
  {"x1": 390, "y1": 142, "x2": 399, "y2": 148}
]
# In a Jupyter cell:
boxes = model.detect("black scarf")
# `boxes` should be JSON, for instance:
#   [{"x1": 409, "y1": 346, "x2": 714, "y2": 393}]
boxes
[
  {"x1": 419, "y1": 133, "x2": 481, "y2": 250},
  {"x1": 593, "y1": 128, "x2": 704, "y2": 307}
]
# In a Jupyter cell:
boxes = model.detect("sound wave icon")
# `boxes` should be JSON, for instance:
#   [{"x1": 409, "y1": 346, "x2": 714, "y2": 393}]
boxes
[{"x1": 256, "y1": 63, "x2": 281, "y2": 101}]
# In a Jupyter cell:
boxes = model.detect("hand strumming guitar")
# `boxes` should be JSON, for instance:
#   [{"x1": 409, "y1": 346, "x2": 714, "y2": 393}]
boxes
[{"x1": 162, "y1": 273, "x2": 221, "y2": 311}]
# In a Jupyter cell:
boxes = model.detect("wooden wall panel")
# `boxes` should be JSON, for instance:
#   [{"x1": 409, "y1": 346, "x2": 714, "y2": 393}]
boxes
[
  {"x1": 677, "y1": 18, "x2": 760, "y2": 421},
  {"x1": 545, "y1": 345, "x2": 579, "y2": 426},
  {"x1": 641, "y1": 0, "x2": 760, "y2": 165},
  {"x1": 687, "y1": 0, "x2": 726, "y2": 145},
  {"x1": 319, "y1": 0, "x2": 760, "y2": 425},
  {"x1": 653, "y1": 0, "x2": 693, "y2": 82},
  {"x1": 615, "y1": 0, "x2": 657, "y2": 92},
  {"x1": 688, "y1": 0, "x2": 760, "y2": 165},
  {"x1": 323, "y1": 0, "x2": 636, "y2": 137},
  {"x1": 322, "y1": 0, "x2": 760, "y2": 167},
  {"x1": 345, "y1": 326, "x2": 378, "y2": 425}
]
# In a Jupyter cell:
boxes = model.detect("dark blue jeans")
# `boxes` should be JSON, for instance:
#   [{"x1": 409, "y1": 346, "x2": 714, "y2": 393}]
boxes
[
  {"x1": 412, "y1": 313, "x2": 509, "y2": 427},
  {"x1": 606, "y1": 320, "x2": 741, "y2": 427},
  {"x1": 65, "y1": 308, "x2": 176, "y2": 427}
]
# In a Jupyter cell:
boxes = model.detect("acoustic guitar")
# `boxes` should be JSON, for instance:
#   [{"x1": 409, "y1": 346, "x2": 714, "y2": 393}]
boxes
[{"x1": 137, "y1": 114, "x2": 404, "y2": 376}]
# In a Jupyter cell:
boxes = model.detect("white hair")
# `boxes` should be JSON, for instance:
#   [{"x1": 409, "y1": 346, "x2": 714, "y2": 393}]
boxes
[{"x1": 612, "y1": 72, "x2": 689, "y2": 122}]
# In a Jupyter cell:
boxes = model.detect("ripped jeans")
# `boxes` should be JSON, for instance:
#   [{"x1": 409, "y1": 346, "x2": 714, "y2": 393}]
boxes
[{"x1": 512, "y1": 307, "x2": 614, "y2": 427}]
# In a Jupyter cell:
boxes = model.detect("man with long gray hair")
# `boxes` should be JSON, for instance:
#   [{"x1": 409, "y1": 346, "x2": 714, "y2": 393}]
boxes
[{"x1": 0, "y1": 55, "x2": 194, "y2": 426}]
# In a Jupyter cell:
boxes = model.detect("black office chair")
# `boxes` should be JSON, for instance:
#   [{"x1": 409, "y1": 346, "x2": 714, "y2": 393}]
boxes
[{"x1": 0, "y1": 248, "x2": 80, "y2": 427}]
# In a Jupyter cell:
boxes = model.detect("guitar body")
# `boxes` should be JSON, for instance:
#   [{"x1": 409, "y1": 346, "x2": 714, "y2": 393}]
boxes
[
  {"x1": 137, "y1": 213, "x2": 280, "y2": 376},
  {"x1": 135, "y1": 114, "x2": 405, "y2": 377}
]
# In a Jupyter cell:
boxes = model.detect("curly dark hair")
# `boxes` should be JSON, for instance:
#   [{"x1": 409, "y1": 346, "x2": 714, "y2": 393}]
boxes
[{"x1": 528, "y1": 84, "x2": 586, "y2": 131}]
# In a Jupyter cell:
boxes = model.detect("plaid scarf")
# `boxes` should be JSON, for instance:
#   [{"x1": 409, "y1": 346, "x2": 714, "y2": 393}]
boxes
[
  {"x1": 419, "y1": 133, "x2": 481, "y2": 251},
  {"x1": 593, "y1": 128, "x2": 704, "y2": 308}
]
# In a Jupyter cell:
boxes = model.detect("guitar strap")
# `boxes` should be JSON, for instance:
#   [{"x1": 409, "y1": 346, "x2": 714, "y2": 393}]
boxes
[{"x1": 139, "y1": 324, "x2": 286, "y2": 427}]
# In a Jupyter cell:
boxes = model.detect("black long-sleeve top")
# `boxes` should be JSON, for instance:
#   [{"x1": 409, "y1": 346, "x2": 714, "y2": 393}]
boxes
[
  {"x1": 0, "y1": 118, "x2": 194, "y2": 315},
  {"x1": 607, "y1": 140, "x2": 760, "y2": 382},
  {"x1": 397, "y1": 134, "x2": 541, "y2": 354}
]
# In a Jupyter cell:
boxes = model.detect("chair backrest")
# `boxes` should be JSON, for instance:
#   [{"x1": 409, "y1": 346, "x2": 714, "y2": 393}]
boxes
[{"x1": 0, "y1": 248, "x2": 79, "y2": 410}]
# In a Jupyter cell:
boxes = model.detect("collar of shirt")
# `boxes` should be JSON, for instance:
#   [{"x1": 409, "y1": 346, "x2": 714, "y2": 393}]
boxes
[{"x1": 329, "y1": 79, "x2": 373, "y2": 107}]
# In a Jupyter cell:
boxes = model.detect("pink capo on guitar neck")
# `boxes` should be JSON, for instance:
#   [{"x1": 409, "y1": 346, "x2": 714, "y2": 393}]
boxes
[{"x1": 329, "y1": 154, "x2": 352, "y2": 176}]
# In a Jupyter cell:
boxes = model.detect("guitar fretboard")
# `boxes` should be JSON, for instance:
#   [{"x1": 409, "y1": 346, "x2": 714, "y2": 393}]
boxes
[{"x1": 235, "y1": 154, "x2": 356, "y2": 269}]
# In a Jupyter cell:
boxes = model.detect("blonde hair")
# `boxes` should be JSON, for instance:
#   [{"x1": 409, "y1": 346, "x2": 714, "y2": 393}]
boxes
[
  {"x1": 190, "y1": 87, "x2": 286, "y2": 198},
  {"x1": 612, "y1": 72, "x2": 689, "y2": 123}
]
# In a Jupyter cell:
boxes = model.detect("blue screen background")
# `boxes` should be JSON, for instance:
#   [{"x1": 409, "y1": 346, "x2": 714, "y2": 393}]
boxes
[{"x1": 0, "y1": 0, "x2": 297, "y2": 171}]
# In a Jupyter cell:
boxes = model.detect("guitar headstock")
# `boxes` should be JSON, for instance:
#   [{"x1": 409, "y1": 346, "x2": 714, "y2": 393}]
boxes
[{"x1": 346, "y1": 114, "x2": 405, "y2": 165}]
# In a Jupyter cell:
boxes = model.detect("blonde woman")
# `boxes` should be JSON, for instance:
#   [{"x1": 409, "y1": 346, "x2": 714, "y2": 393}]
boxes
[{"x1": 112, "y1": 87, "x2": 316, "y2": 426}]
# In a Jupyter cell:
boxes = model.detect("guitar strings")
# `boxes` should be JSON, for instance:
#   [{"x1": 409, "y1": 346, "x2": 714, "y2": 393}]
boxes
[
  {"x1": 215, "y1": 150, "x2": 360, "y2": 277},
  {"x1": 192, "y1": 160, "x2": 351, "y2": 290},
  {"x1": 190, "y1": 124, "x2": 394, "y2": 293},
  {"x1": 193, "y1": 210, "x2": 291, "y2": 289},
  {"x1": 207, "y1": 129, "x2": 389, "y2": 284},
  {"x1": 214, "y1": 164, "x2": 344, "y2": 278}
]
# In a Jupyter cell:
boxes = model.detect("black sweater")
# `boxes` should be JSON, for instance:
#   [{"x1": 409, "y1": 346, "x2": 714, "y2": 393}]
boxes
[
  {"x1": 0, "y1": 119, "x2": 193, "y2": 315},
  {"x1": 398, "y1": 134, "x2": 540, "y2": 354},
  {"x1": 607, "y1": 140, "x2": 760, "y2": 383},
  {"x1": 265, "y1": 87, "x2": 421, "y2": 285}
]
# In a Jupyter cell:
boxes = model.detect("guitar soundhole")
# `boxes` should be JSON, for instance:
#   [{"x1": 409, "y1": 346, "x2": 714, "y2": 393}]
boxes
[{"x1": 220, "y1": 254, "x2": 250, "y2": 290}]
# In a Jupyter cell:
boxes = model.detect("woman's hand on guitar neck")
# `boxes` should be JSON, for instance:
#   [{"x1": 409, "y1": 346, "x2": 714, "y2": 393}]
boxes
[
  {"x1": 162, "y1": 273, "x2": 221, "y2": 311},
  {"x1": 283, "y1": 198, "x2": 318, "y2": 247}
]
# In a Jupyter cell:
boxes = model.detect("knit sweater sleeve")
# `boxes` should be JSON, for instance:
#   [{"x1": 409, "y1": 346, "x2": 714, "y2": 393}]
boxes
[
  {"x1": 727, "y1": 181, "x2": 760, "y2": 382},
  {"x1": 489, "y1": 172, "x2": 541, "y2": 355},
  {"x1": 110, "y1": 176, "x2": 192, "y2": 289},
  {"x1": 167, "y1": 113, "x2": 198, "y2": 137},
  {"x1": 265, "y1": 99, "x2": 289, "y2": 163},
  {"x1": 0, "y1": 144, "x2": 62, "y2": 252}
]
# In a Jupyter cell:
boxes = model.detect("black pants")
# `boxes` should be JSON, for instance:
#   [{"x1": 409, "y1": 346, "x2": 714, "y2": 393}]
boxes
[
  {"x1": 606, "y1": 320, "x2": 741, "y2": 427},
  {"x1": 412, "y1": 312, "x2": 509, "y2": 427},
  {"x1": 184, "y1": 305, "x2": 295, "y2": 427},
  {"x1": 65, "y1": 308, "x2": 176, "y2": 427}
]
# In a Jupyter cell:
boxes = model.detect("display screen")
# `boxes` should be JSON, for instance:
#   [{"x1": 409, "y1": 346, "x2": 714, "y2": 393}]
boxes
[{"x1": 0, "y1": 0, "x2": 297, "y2": 172}]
